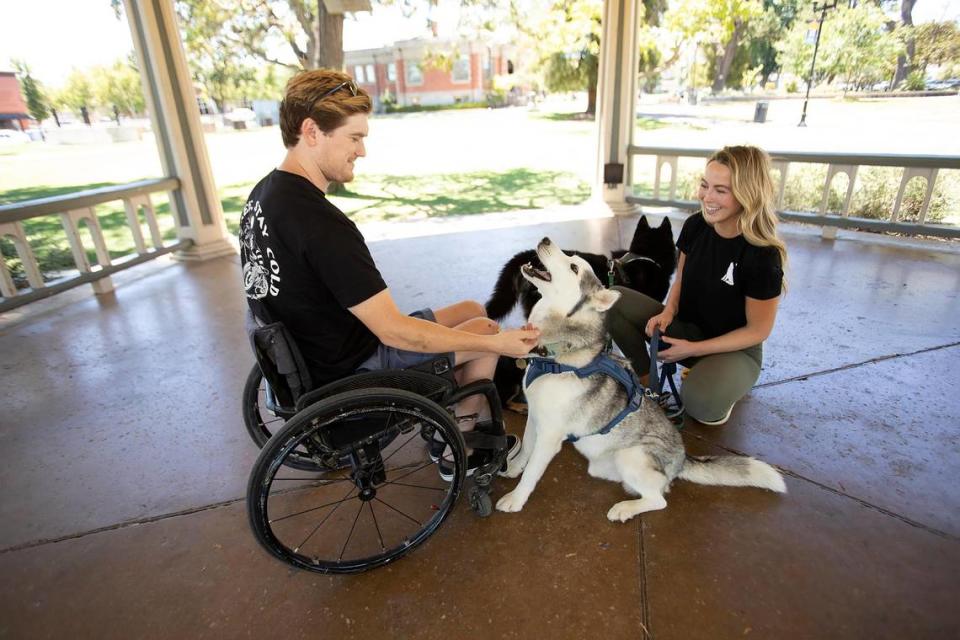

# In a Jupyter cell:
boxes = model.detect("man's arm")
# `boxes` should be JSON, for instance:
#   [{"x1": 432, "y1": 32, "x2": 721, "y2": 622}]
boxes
[{"x1": 350, "y1": 289, "x2": 538, "y2": 358}]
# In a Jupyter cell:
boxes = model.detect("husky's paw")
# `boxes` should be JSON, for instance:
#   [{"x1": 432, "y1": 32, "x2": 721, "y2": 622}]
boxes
[
  {"x1": 496, "y1": 490, "x2": 528, "y2": 513},
  {"x1": 607, "y1": 501, "x2": 642, "y2": 523}
]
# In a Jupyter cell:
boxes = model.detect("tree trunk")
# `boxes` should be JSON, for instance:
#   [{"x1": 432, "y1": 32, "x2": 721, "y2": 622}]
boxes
[
  {"x1": 712, "y1": 20, "x2": 744, "y2": 93},
  {"x1": 586, "y1": 81, "x2": 597, "y2": 115},
  {"x1": 893, "y1": 0, "x2": 917, "y2": 87},
  {"x1": 313, "y1": 2, "x2": 344, "y2": 70}
]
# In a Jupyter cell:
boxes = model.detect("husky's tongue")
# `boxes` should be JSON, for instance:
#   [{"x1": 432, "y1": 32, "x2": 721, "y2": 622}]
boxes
[{"x1": 522, "y1": 263, "x2": 551, "y2": 282}]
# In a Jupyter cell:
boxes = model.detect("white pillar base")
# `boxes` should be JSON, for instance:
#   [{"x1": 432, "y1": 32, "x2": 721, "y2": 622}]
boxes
[{"x1": 173, "y1": 238, "x2": 237, "y2": 262}]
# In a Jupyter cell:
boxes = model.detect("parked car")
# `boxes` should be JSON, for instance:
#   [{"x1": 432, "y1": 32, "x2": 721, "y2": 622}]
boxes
[{"x1": 0, "y1": 129, "x2": 31, "y2": 145}]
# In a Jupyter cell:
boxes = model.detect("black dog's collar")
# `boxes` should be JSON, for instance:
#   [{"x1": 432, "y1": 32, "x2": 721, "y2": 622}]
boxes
[{"x1": 607, "y1": 253, "x2": 661, "y2": 287}]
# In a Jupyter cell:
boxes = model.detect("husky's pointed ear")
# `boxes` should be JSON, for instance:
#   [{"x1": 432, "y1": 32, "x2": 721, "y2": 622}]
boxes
[
  {"x1": 658, "y1": 216, "x2": 671, "y2": 229},
  {"x1": 638, "y1": 215, "x2": 650, "y2": 228},
  {"x1": 592, "y1": 288, "x2": 621, "y2": 312}
]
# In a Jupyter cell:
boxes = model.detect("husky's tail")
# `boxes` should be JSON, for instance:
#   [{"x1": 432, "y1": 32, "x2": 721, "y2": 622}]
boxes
[
  {"x1": 678, "y1": 455, "x2": 786, "y2": 493},
  {"x1": 485, "y1": 250, "x2": 536, "y2": 321}
]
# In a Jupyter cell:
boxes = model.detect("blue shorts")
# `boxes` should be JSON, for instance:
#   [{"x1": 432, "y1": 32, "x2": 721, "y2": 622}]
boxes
[{"x1": 356, "y1": 308, "x2": 456, "y2": 372}]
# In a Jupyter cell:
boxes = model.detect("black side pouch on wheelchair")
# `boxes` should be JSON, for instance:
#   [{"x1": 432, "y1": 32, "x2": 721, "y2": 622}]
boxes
[{"x1": 246, "y1": 310, "x2": 313, "y2": 408}]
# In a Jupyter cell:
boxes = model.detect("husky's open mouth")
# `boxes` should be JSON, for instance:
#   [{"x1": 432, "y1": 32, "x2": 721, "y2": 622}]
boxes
[{"x1": 522, "y1": 263, "x2": 551, "y2": 282}]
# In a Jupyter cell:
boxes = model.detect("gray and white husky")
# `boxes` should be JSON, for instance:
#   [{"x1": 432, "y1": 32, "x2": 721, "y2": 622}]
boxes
[{"x1": 496, "y1": 238, "x2": 786, "y2": 522}]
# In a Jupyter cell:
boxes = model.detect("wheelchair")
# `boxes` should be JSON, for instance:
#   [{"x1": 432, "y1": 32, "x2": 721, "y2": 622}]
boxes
[{"x1": 242, "y1": 315, "x2": 510, "y2": 574}]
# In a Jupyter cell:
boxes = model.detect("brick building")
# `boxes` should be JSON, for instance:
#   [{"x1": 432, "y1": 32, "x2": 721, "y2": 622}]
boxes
[
  {"x1": 0, "y1": 71, "x2": 31, "y2": 131},
  {"x1": 344, "y1": 38, "x2": 516, "y2": 109}
]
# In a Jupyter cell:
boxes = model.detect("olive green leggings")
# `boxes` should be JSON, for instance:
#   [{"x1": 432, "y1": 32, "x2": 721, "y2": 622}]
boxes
[{"x1": 607, "y1": 286, "x2": 762, "y2": 423}]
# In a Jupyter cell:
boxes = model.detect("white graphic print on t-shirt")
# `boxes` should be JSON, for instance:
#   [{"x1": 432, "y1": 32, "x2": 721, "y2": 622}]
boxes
[
  {"x1": 721, "y1": 261, "x2": 735, "y2": 286},
  {"x1": 240, "y1": 199, "x2": 281, "y2": 299}
]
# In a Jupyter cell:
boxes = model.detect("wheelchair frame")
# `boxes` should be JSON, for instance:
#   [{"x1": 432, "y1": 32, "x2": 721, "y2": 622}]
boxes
[{"x1": 243, "y1": 334, "x2": 510, "y2": 574}]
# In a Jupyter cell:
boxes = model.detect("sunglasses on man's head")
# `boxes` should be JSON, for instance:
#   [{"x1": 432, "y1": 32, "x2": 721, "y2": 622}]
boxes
[{"x1": 316, "y1": 80, "x2": 358, "y2": 103}]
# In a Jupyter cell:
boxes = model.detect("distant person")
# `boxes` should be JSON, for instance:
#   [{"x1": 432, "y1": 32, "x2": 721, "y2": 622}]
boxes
[
  {"x1": 609, "y1": 145, "x2": 786, "y2": 425},
  {"x1": 239, "y1": 69, "x2": 538, "y2": 471}
]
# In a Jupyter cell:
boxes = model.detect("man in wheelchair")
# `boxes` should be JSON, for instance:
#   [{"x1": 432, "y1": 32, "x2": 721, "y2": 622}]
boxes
[{"x1": 240, "y1": 68, "x2": 540, "y2": 478}]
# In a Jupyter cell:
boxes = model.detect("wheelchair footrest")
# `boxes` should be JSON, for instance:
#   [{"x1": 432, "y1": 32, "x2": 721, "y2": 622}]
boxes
[{"x1": 463, "y1": 430, "x2": 508, "y2": 452}]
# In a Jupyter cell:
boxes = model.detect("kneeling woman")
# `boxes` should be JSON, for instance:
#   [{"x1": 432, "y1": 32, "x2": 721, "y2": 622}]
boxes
[{"x1": 609, "y1": 145, "x2": 786, "y2": 425}]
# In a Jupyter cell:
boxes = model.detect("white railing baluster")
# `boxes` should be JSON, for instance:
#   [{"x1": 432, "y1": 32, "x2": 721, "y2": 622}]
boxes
[
  {"x1": 0, "y1": 222, "x2": 44, "y2": 290},
  {"x1": 772, "y1": 160, "x2": 790, "y2": 210},
  {"x1": 62, "y1": 208, "x2": 114, "y2": 295},
  {"x1": 892, "y1": 167, "x2": 939, "y2": 224},
  {"x1": 654, "y1": 155, "x2": 678, "y2": 200},
  {"x1": 0, "y1": 244, "x2": 15, "y2": 298},
  {"x1": 123, "y1": 197, "x2": 149, "y2": 254},
  {"x1": 819, "y1": 164, "x2": 858, "y2": 240}
]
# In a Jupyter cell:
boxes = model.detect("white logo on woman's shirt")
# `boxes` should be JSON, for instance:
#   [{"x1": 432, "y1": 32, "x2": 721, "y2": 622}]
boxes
[{"x1": 721, "y1": 262, "x2": 735, "y2": 286}]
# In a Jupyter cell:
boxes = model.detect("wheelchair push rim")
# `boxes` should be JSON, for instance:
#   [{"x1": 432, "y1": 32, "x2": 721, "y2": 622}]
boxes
[
  {"x1": 247, "y1": 387, "x2": 466, "y2": 574},
  {"x1": 244, "y1": 364, "x2": 338, "y2": 472}
]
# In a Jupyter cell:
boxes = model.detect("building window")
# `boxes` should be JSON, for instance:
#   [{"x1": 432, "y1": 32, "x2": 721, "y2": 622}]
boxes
[
  {"x1": 354, "y1": 65, "x2": 365, "y2": 83},
  {"x1": 452, "y1": 55, "x2": 470, "y2": 83},
  {"x1": 366, "y1": 64, "x2": 375, "y2": 84},
  {"x1": 406, "y1": 62, "x2": 423, "y2": 85},
  {"x1": 387, "y1": 63, "x2": 396, "y2": 82}
]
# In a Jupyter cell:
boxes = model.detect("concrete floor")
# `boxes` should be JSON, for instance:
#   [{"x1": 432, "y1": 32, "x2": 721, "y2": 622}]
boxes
[{"x1": 1, "y1": 213, "x2": 959, "y2": 639}]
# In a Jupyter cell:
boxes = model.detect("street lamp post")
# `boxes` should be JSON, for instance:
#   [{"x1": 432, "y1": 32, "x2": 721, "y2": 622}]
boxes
[{"x1": 798, "y1": 0, "x2": 837, "y2": 127}]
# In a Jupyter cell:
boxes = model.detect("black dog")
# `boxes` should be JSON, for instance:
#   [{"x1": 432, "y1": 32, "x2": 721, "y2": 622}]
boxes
[{"x1": 485, "y1": 215, "x2": 677, "y2": 409}]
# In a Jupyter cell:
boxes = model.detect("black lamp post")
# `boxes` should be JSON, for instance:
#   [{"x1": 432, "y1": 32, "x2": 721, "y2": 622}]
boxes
[{"x1": 798, "y1": 0, "x2": 837, "y2": 127}]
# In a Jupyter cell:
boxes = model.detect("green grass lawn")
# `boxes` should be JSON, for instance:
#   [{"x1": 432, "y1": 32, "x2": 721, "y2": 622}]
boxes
[{"x1": 3, "y1": 99, "x2": 957, "y2": 290}]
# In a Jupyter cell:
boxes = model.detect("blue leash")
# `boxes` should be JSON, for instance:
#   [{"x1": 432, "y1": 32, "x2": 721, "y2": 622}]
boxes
[{"x1": 648, "y1": 328, "x2": 684, "y2": 424}]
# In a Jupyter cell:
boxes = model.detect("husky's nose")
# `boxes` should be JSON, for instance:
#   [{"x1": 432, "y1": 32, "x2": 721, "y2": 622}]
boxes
[{"x1": 540, "y1": 237, "x2": 552, "y2": 246}]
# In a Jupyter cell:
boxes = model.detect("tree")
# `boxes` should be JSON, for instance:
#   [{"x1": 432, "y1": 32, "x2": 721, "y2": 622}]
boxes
[
  {"x1": 666, "y1": 0, "x2": 765, "y2": 92},
  {"x1": 537, "y1": 1, "x2": 603, "y2": 114},
  {"x1": 176, "y1": 1, "x2": 262, "y2": 113},
  {"x1": 911, "y1": 21, "x2": 960, "y2": 78},
  {"x1": 61, "y1": 69, "x2": 97, "y2": 125},
  {"x1": 92, "y1": 57, "x2": 146, "y2": 118},
  {"x1": 777, "y1": 2, "x2": 903, "y2": 92},
  {"x1": 11, "y1": 60, "x2": 50, "y2": 123},
  {"x1": 892, "y1": 0, "x2": 916, "y2": 88}
]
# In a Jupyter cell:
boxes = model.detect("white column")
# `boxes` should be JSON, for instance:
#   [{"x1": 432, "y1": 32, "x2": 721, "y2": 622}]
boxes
[
  {"x1": 123, "y1": 0, "x2": 235, "y2": 261},
  {"x1": 593, "y1": 0, "x2": 641, "y2": 216}
]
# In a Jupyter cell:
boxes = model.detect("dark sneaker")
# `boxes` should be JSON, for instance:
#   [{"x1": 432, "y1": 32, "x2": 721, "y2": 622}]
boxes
[
  {"x1": 438, "y1": 434, "x2": 520, "y2": 482},
  {"x1": 428, "y1": 432, "x2": 446, "y2": 462}
]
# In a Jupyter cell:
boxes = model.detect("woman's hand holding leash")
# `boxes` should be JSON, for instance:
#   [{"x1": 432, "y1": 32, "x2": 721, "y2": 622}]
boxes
[
  {"x1": 645, "y1": 310, "x2": 674, "y2": 338},
  {"x1": 657, "y1": 336, "x2": 698, "y2": 363}
]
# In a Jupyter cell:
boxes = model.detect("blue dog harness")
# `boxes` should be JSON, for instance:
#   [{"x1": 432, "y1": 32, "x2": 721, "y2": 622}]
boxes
[{"x1": 524, "y1": 352, "x2": 644, "y2": 443}]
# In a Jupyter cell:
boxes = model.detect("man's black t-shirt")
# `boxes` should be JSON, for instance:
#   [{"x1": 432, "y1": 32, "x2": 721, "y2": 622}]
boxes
[
  {"x1": 676, "y1": 213, "x2": 783, "y2": 339},
  {"x1": 240, "y1": 170, "x2": 387, "y2": 383}
]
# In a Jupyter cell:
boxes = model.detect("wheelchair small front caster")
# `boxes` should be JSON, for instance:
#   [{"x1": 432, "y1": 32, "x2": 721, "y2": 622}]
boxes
[{"x1": 469, "y1": 485, "x2": 493, "y2": 517}]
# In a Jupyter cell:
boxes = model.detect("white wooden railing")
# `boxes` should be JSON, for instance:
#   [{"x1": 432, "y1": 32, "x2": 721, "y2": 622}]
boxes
[
  {"x1": 627, "y1": 146, "x2": 960, "y2": 239},
  {"x1": 0, "y1": 178, "x2": 189, "y2": 312}
]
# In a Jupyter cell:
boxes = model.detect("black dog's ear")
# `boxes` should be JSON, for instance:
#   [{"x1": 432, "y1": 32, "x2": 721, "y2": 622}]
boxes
[
  {"x1": 638, "y1": 216, "x2": 650, "y2": 228},
  {"x1": 659, "y1": 216, "x2": 671, "y2": 230}
]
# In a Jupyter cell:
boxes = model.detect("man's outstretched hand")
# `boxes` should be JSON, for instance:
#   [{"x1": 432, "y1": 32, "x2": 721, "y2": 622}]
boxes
[{"x1": 494, "y1": 324, "x2": 540, "y2": 357}]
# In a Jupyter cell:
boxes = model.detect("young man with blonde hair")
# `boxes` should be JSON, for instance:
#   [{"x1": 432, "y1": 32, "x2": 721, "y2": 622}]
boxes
[{"x1": 240, "y1": 69, "x2": 536, "y2": 471}]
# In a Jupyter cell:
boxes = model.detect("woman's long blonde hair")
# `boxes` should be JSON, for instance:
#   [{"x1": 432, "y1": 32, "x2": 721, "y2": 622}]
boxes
[{"x1": 707, "y1": 145, "x2": 788, "y2": 291}]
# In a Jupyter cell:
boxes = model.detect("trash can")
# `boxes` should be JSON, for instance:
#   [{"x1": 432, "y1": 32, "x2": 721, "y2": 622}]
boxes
[{"x1": 753, "y1": 101, "x2": 769, "y2": 123}]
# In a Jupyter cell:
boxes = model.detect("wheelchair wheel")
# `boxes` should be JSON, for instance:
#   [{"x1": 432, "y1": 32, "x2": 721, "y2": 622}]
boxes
[
  {"x1": 243, "y1": 364, "x2": 285, "y2": 448},
  {"x1": 244, "y1": 364, "x2": 337, "y2": 471},
  {"x1": 248, "y1": 387, "x2": 465, "y2": 574}
]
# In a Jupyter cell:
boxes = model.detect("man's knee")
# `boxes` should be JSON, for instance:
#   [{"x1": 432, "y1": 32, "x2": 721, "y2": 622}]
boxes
[
  {"x1": 459, "y1": 316, "x2": 499, "y2": 335},
  {"x1": 460, "y1": 299, "x2": 486, "y2": 319}
]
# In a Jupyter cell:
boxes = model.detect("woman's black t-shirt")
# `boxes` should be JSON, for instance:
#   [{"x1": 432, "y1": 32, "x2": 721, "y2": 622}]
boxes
[
  {"x1": 676, "y1": 213, "x2": 783, "y2": 339},
  {"x1": 240, "y1": 170, "x2": 387, "y2": 383}
]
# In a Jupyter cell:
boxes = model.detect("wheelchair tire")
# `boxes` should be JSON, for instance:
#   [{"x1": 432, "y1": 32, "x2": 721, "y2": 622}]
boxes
[
  {"x1": 242, "y1": 364, "x2": 283, "y2": 449},
  {"x1": 247, "y1": 387, "x2": 465, "y2": 574},
  {"x1": 243, "y1": 364, "x2": 338, "y2": 472}
]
